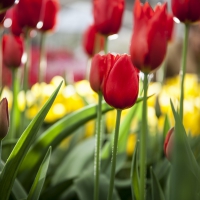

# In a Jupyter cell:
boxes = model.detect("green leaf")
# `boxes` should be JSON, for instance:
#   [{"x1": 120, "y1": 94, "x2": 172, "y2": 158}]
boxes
[
  {"x1": 18, "y1": 102, "x2": 113, "y2": 185},
  {"x1": 170, "y1": 100, "x2": 200, "y2": 200},
  {"x1": 74, "y1": 172, "x2": 120, "y2": 200},
  {"x1": 163, "y1": 114, "x2": 170, "y2": 138},
  {"x1": 27, "y1": 146, "x2": 51, "y2": 200},
  {"x1": 0, "y1": 161, "x2": 27, "y2": 200},
  {"x1": 52, "y1": 137, "x2": 95, "y2": 184},
  {"x1": 0, "y1": 81, "x2": 62, "y2": 200},
  {"x1": 40, "y1": 178, "x2": 74, "y2": 200},
  {"x1": 150, "y1": 167, "x2": 165, "y2": 200},
  {"x1": 11, "y1": 178, "x2": 27, "y2": 200},
  {"x1": 130, "y1": 141, "x2": 139, "y2": 200}
]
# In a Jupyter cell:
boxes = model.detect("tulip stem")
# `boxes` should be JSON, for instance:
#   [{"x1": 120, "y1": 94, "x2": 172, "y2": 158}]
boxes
[
  {"x1": 38, "y1": 32, "x2": 46, "y2": 83},
  {"x1": 107, "y1": 109, "x2": 122, "y2": 200},
  {"x1": 139, "y1": 72, "x2": 148, "y2": 200},
  {"x1": 180, "y1": 24, "x2": 189, "y2": 121},
  {"x1": 8, "y1": 69, "x2": 20, "y2": 140},
  {"x1": 23, "y1": 28, "x2": 31, "y2": 94},
  {"x1": 94, "y1": 92, "x2": 103, "y2": 200},
  {"x1": 104, "y1": 36, "x2": 108, "y2": 54}
]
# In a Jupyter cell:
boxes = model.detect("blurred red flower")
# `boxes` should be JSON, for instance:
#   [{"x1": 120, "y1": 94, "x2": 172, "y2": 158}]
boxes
[
  {"x1": 103, "y1": 54, "x2": 139, "y2": 110},
  {"x1": 15, "y1": 0, "x2": 59, "y2": 31},
  {"x1": 164, "y1": 127, "x2": 174, "y2": 161},
  {"x1": 2, "y1": 34, "x2": 24, "y2": 68},
  {"x1": 0, "y1": 98, "x2": 9, "y2": 140},
  {"x1": 40, "y1": 0, "x2": 59, "y2": 31},
  {"x1": 172, "y1": 0, "x2": 200, "y2": 23},
  {"x1": 130, "y1": 0, "x2": 169, "y2": 73},
  {"x1": 93, "y1": 0, "x2": 125, "y2": 36},
  {"x1": 83, "y1": 24, "x2": 105, "y2": 57}
]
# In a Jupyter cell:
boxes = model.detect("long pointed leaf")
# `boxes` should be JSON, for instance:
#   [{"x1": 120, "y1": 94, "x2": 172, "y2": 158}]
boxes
[
  {"x1": 131, "y1": 141, "x2": 139, "y2": 200},
  {"x1": 27, "y1": 147, "x2": 51, "y2": 200},
  {"x1": 18, "y1": 102, "x2": 113, "y2": 186},
  {"x1": 0, "y1": 81, "x2": 62, "y2": 200},
  {"x1": 151, "y1": 167, "x2": 165, "y2": 200},
  {"x1": 170, "y1": 100, "x2": 200, "y2": 200}
]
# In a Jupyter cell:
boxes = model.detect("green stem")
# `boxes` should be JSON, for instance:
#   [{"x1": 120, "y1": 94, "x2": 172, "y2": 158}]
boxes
[
  {"x1": 23, "y1": 29, "x2": 31, "y2": 94},
  {"x1": 107, "y1": 109, "x2": 122, "y2": 200},
  {"x1": 180, "y1": 24, "x2": 189, "y2": 121},
  {"x1": 104, "y1": 36, "x2": 108, "y2": 54},
  {"x1": 139, "y1": 72, "x2": 148, "y2": 200},
  {"x1": 94, "y1": 92, "x2": 103, "y2": 200},
  {"x1": 38, "y1": 32, "x2": 46, "y2": 83},
  {"x1": 8, "y1": 69, "x2": 20, "y2": 139}
]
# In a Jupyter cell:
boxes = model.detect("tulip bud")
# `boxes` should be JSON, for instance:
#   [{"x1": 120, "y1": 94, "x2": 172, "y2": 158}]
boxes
[
  {"x1": 164, "y1": 127, "x2": 174, "y2": 160},
  {"x1": 2, "y1": 34, "x2": 24, "y2": 68},
  {"x1": 103, "y1": 54, "x2": 139, "y2": 109},
  {"x1": 171, "y1": 0, "x2": 200, "y2": 23},
  {"x1": 0, "y1": 98, "x2": 9, "y2": 140},
  {"x1": 130, "y1": 0, "x2": 169, "y2": 73},
  {"x1": 83, "y1": 24, "x2": 105, "y2": 57},
  {"x1": 89, "y1": 53, "x2": 119, "y2": 93},
  {"x1": 93, "y1": 0, "x2": 125, "y2": 36},
  {"x1": 40, "y1": 0, "x2": 59, "y2": 32}
]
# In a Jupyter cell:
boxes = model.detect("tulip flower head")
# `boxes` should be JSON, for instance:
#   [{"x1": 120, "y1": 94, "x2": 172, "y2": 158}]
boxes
[
  {"x1": 0, "y1": 98, "x2": 9, "y2": 140},
  {"x1": 39, "y1": 0, "x2": 59, "y2": 32},
  {"x1": 83, "y1": 24, "x2": 105, "y2": 57},
  {"x1": 171, "y1": 0, "x2": 200, "y2": 23},
  {"x1": 130, "y1": 0, "x2": 169, "y2": 73},
  {"x1": 103, "y1": 54, "x2": 139, "y2": 110},
  {"x1": 93, "y1": 0, "x2": 125, "y2": 36},
  {"x1": 89, "y1": 53, "x2": 119, "y2": 93},
  {"x1": 164, "y1": 127, "x2": 174, "y2": 161},
  {"x1": 3, "y1": 34, "x2": 24, "y2": 68},
  {"x1": 15, "y1": 0, "x2": 59, "y2": 31}
]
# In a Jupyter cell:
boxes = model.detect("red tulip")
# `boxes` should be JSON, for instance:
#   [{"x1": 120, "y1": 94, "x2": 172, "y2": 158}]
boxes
[
  {"x1": 3, "y1": 34, "x2": 24, "y2": 68},
  {"x1": 83, "y1": 24, "x2": 105, "y2": 57},
  {"x1": 40, "y1": 0, "x2": 59, "y2": 31},
  {"x1": 171, "y1": 0, "x2": 200, "y2": 23},
  {"x1": 103, "y1": 54, "x2": 139, "y2": 110},
  {"x1": 0, "y1": 0, "x2": 15, "y2": 13},
  {"x1": 93, "y1": 0, "x2": 125, "y2": 36},
  {"x1": 166, "y1": 13, "x2": 175, "y2": 41},
  {"x1": 0, "y1": 98, "x2": 9, "y2": 140},
  {"x1": 130, "y1": 0, "x2": 169, "y2": 73},
  {"x1": 89, "y1": 53, "x2": 120, "y2": 93},
  {"x1": 164, "y1": 127, "x2": 174, "y2": 161}
]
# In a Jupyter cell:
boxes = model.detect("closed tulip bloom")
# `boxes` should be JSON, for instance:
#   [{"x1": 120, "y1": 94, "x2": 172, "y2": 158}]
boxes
[
  {"x1": 130, "y1": 0, "x2": 169, "y2": 73},
  {"x1": 83, "y1": 24, "x2": 105, "y2": 57},
  {"x1": 0, "y1": 98, "x2": 9, "y2": 140},
  {"x1": 3, "y1": 34, "x2": 24, "y2": 68},
  {"x1": 40, "y1": 0, "x2": 59, "y2": 31},
  {"x1": 0, "y1": 0, "x2": 15, "y2": 13},
  {"x1": 89, "y1": 53, "x2": 119, "y2": 93},
  {"x1": 93, "y1": 0, "x2": 125, "y2": 36},
  {"x1": 103, "y1": 54, "x2": 139, "y2": 109},
  {"x1": 172, "y1": 0, "x2": 200, "y2": 23},
  {"x1": 15, "y1": 0, "x2": 43, "y2": 29},
  {"x1": 164, "y1": 127, "x2": 174, "y2": 161}
]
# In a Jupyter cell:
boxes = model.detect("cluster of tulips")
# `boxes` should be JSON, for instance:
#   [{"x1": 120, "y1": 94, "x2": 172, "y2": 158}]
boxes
[{"x1": 1, "y1": 0, "x2": 200, "y2": 200}]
